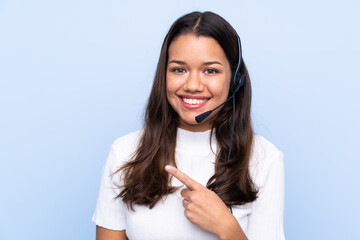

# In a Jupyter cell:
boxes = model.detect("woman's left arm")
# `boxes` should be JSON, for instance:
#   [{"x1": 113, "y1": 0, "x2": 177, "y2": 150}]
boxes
[
  {"x1": 246, "y1": 150, "x2": 285, "y2": 240},
  {"x1": 165, "y1": 165, "x2": 248, "y2": 240}
]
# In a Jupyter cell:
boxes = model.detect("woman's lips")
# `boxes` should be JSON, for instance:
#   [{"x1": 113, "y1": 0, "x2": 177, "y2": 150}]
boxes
[{"x1": 178, "y1": 96, "x2": 209, "y2": 109}]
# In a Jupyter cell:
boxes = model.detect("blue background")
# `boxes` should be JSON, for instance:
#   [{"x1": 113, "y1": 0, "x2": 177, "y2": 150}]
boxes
[{"x1": 1, "y1": 0, "x2": 359, "y2": 239}]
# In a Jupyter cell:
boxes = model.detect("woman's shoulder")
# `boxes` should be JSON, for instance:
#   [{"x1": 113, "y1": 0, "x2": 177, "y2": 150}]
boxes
[
  {"x1": 252, "y1": 134, "x2": 283, "y2": 159},
  {"x1": 250, "y1": 134, "x2": 284, "y2": 186},
  {"x1": 112, "y1": 129, "x2": 143, "y2": 148},
  {"x1": 108, "y1": 129, "x2": 144, "y2": 168}
]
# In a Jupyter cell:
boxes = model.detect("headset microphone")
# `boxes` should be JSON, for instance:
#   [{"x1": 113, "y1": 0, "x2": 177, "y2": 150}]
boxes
[{"x1": 195, "y1": 30, "x2": 245, "y2": 124}]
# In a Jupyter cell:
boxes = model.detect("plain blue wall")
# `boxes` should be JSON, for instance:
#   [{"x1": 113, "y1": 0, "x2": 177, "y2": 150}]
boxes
[{"x1": 1, "y1": 0, "x2": 359, "y2": 239}]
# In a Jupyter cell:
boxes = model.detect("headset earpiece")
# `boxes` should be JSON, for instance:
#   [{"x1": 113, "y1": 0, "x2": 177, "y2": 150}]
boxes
[{"x1": 230, "y1": 73, "x2": 245, "y2": 95}]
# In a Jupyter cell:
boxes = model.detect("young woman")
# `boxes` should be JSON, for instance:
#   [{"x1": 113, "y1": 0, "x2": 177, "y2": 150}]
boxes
[{"x1": 92, "y1": 11, "x2": 285, "y2": 240}]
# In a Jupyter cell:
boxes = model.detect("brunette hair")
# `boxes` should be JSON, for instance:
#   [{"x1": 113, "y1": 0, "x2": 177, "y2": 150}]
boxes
[{"x1": 113, "y1": 11, "x2": 258, "y2": 210}]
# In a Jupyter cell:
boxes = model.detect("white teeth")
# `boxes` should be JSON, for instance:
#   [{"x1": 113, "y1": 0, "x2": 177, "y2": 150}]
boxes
[{"x1": 182, "y1": 97, "x2": 207, "y2": 105}]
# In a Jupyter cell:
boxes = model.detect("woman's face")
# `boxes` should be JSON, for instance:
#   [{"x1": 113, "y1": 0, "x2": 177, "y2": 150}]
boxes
[{"x1": 166, "y1": 33, "x2": 232, "y2": 132}]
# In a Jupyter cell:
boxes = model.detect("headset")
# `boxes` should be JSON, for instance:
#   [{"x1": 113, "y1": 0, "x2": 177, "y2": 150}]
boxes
[
  {"x1": 195, "y1": 30, "x2": 245, "y2": 123},
  {"x1": 194, "y1": 29, "x2": 245, "y2": 214}
]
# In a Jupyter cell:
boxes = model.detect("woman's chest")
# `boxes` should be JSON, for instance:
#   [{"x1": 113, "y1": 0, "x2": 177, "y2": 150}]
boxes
[
  {"x1": 124, "y1": 184, "x2": 252, "y2": 239},
  {"x1": 124, "y1": 151, "x2": 252, "y2": 239}
]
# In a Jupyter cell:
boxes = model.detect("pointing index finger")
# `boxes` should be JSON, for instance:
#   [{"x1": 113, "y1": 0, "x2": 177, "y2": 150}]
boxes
[{"x1": 165, "y1": 165, "x2": 202, "y2": 191}]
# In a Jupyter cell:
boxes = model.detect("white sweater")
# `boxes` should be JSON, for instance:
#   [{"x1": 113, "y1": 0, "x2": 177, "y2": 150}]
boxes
[{"x1": 92, "y1": 128, "x2": 285, "y2": 240}]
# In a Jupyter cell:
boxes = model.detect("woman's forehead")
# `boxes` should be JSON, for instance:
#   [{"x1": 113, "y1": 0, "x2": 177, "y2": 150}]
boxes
[{"x1": 167, "y1": 33, "x2": 228, "y2": 65}]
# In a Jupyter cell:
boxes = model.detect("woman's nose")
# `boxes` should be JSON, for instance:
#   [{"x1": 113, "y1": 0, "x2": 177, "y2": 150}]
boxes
[{"x1": 183, "y1": 71, "x2": 204, "y2": 92}]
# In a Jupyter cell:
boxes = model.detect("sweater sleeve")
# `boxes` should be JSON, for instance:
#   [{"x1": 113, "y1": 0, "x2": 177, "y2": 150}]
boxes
[
  {"x1": 91, "y1": 143, "x2": 126, "y2": 231},
  {"x1": 246, "y1": 149, "x2": 285, "y2": 240}
]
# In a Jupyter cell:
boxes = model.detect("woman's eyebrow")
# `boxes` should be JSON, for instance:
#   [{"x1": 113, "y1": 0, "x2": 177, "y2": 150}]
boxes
[
  {"x1": 202, "y1": 61, "x2": 223, "y2": 66},
  {"x1": 168, "y1": 60, "x2": 186, "y2": 65},
  {"x1": 168, "y1": 60, "x2": 223, "y2": 66}
]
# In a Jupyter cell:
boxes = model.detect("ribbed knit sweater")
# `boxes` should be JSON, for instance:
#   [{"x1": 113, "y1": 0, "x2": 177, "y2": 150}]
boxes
[{"x1": 92, "y1": 128, "x2": 285, "y2": 239}]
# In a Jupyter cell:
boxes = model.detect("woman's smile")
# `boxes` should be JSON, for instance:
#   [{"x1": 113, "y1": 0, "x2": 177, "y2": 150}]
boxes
[{"x1": 178, "y1": 95, "x2": 210, "y2": 109}]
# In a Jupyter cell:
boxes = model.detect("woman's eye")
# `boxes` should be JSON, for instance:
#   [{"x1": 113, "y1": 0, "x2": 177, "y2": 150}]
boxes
[
  {"x1": 205, "y1": 69, "x2": 217, "y2": 74},
  {"x1": 172, "y1": 68, "x2": 186, "y2": 73}
]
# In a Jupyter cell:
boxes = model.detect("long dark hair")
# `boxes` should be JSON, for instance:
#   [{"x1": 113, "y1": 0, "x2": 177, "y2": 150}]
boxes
[{"x1": 113, "y1": 11, "x2": 258, "y2": 210}]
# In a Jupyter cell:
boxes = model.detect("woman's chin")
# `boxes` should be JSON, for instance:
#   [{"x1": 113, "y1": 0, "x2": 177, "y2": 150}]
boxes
[
  {"x1": 178, "y1": 118, "x2": 212, "y2": 132},
  {"x1": 179, "y1": 116, "x2": 198, "y2": 125}
]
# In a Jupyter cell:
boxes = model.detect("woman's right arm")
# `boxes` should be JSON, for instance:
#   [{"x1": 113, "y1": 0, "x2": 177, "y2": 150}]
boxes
[
  {"x1": 96, "y1": 226, "x2": 128, "y2": 240},
  {"x1": 92, "y1": 143, "x2": 128, "y2": 238}
]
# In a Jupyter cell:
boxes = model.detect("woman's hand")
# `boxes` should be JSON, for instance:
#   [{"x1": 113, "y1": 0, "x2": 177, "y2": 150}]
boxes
[{"x1": 165, "y1": 165, "x2": 248, "y2": 240}]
